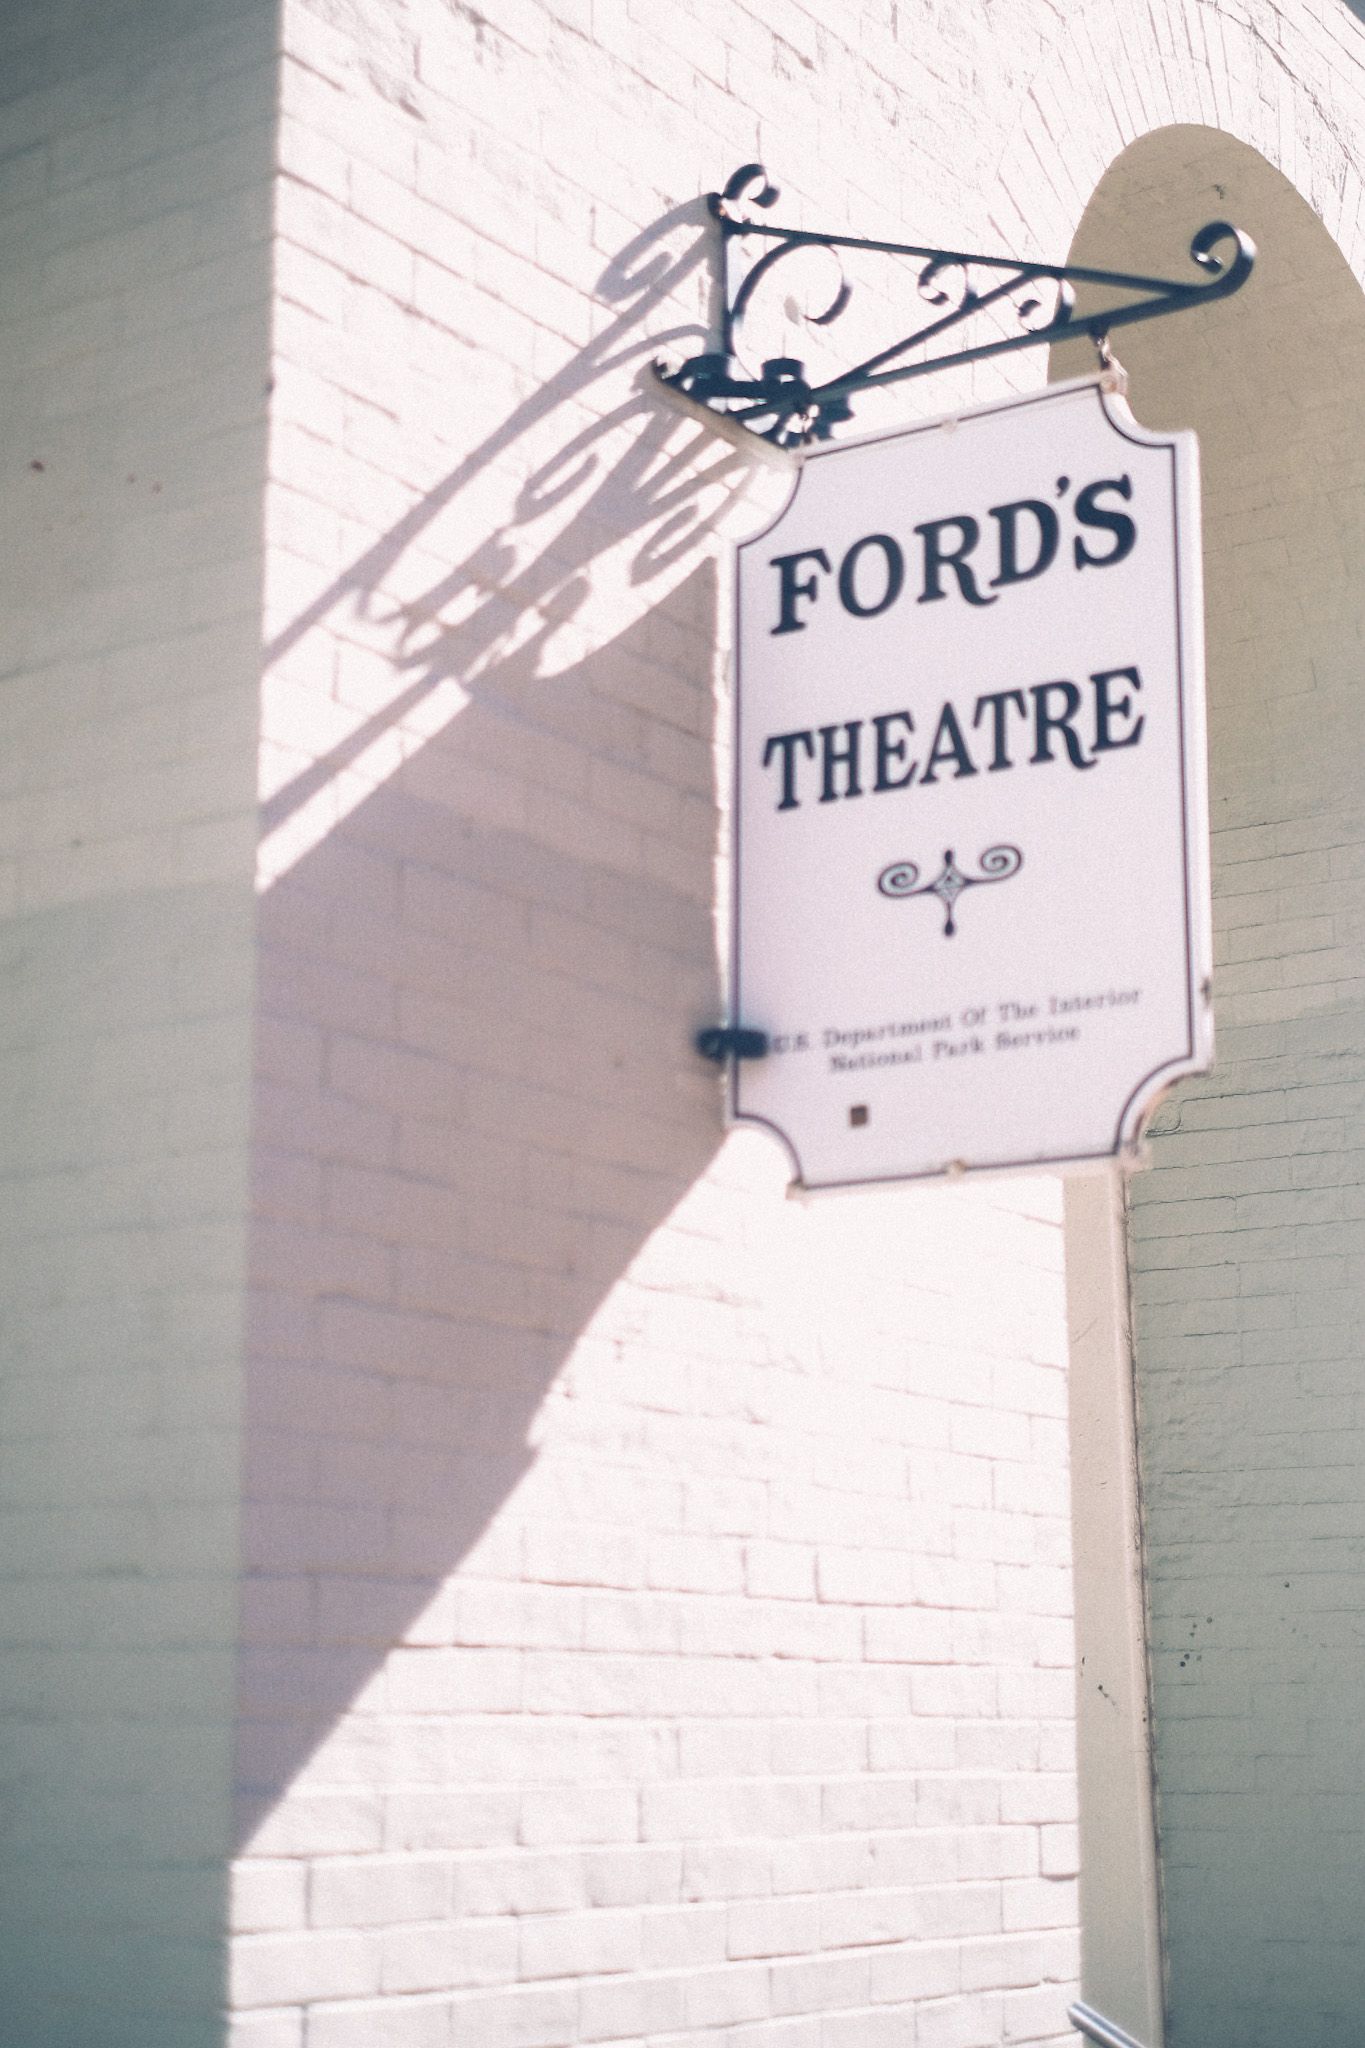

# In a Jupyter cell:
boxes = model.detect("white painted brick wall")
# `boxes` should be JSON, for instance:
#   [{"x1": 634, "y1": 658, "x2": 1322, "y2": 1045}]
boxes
[
  {"x1": 233, "y1": 1, "x2": 1098, "y2": 2041},
  {"x1": 6, "y1": 1, "x2": 1363, "y2": 2042},
  {"x1": 235, "y1": 0, "x2": 1365, "y2": 2038}
]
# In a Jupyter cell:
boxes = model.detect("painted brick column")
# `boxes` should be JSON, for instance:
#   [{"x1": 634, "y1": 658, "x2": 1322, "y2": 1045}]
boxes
[{"x1": 0, "y1": 1, "x2": 275, "y2": 2041}]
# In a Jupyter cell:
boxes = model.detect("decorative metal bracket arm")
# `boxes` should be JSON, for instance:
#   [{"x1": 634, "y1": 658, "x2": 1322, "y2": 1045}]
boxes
[{"x1": 655, "y1": 163, "x2": 1255, "y2": 448}]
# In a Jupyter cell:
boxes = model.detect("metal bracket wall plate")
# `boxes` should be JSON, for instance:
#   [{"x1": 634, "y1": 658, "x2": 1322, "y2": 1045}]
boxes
[{"x1": 654, "y1": 163, "x2": 1255, "y2": 450}]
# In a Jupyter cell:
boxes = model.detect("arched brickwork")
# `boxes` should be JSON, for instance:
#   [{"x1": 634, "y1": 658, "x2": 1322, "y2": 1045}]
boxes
[{"x1": 1004, "y1": 0, "x2": 1365, "y2": 293}]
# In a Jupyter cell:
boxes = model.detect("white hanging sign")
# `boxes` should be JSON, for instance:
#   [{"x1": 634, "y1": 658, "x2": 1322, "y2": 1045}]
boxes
[{"x1": 728, "y1": 375, "x2": 1213, "y2": 1189}]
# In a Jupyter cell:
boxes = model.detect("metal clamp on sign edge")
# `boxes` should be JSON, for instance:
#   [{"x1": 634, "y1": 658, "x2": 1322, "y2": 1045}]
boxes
[{"x1": 695, "y1": 1026, "x2": 770, "y2": 1063}]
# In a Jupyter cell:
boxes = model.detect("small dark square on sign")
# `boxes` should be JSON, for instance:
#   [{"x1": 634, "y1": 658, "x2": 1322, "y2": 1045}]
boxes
[{"x1": 849, "y1": 1104, "x2": 869, "y2": 1127}]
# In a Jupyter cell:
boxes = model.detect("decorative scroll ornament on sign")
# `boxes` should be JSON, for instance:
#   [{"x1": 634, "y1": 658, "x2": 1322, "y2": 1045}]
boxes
[
  {"x1": 655, "y1": 163, "x2": 1255, "y2": 449},
  {"x1": 878, "y1": 846, "x2": 1023, "y2": 937}
]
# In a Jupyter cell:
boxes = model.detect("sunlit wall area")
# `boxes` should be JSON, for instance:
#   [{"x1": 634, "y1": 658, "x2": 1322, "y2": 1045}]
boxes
[{"x1": 227, "y1": 3, "x2": 1085, "y2": 2041}]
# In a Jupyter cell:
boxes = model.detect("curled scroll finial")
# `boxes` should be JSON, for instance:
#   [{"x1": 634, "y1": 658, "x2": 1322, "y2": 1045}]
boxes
[
  {"x1": 711, "y1": 162, "x2": 780, "y2": 224},
  {"x1": 1188, "y1": 221, "x2": 1256, "y2": 296}
]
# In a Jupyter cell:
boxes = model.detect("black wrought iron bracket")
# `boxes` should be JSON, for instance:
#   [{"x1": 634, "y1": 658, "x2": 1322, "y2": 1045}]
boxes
[{"x1": 654, "y1": 164, "x2": 1255, "y2": 450}]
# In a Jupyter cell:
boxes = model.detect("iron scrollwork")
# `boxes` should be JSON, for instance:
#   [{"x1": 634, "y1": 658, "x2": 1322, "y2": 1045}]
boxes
[
  {"x1": 656, "y1": 163, "x2": 1256, "y2": 448},
  {"x1": 878, "y1": 846, "x2": 1023, "y2": 936}
]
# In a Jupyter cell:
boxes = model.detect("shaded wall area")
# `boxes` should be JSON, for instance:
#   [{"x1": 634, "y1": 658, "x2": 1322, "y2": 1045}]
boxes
[
  {"x1": 1060, "y1": 128, "x2": 1365, "y2": 2047},
  {"x1": 0, "y1": 1, "x2": 274, "y2": 2042}
]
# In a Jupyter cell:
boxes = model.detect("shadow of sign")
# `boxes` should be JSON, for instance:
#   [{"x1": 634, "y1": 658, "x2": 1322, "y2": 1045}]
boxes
[{"x1": 236, "y1": 206, "x2": 755, "y2": 1847}]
